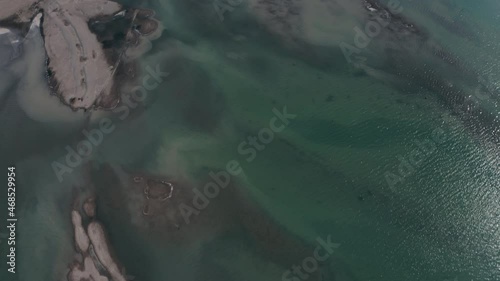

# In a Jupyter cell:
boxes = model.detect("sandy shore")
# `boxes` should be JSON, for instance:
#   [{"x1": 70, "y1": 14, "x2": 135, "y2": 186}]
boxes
[
  {"x1": 88, "y1": 222, "x2": 127, "y2": 281},
  {"x1": 0, "y1": 0, "x2": 162, "y2": 111},
  {"x1": 69, "y1": 195, "x2": 128, "y2": 281},
  {"x1": 42, "y1": 0, "x2": 122, "y2": 109},
  {"x1": 71, "y1": 210, "x2": 90, "y2": 253},
  {"x1": 68, "y1": 256, "x2": 109, "y2": 281}
]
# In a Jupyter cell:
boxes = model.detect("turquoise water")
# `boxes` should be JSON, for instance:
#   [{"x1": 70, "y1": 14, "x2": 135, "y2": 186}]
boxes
[{"x1": 1, "y1": 0, "x2": 499, "y2": 281}]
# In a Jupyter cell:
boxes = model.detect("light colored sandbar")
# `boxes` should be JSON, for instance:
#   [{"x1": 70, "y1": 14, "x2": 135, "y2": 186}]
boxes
[
  {"x1": 68, "y1": 256, "x2": 109, "y2": 281},
  {"x1": 1, "y1": 0, "x2": 162, "y2": 111},
  {"x1": 87, "y1": 221, "x2": 127, "y2": 281},
  {"x1": 71, "y1": 210, "x2": 90, "y2": 253},
  {"x1": 69, "y1": 195, "x2": 129, "y2": 281},
  {"x1": 0, "y1": 0, "x2": 119, "y2": 110},
  {"x1": 41, "y1": 0, "x2": 122, "y2": 109}
]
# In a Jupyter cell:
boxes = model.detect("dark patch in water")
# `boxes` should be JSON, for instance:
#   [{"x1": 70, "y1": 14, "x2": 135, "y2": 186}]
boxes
[
  {"x1": 88, "y1": 10, "x2": 136, "y2": 64},
  {"x1": 0, "y1": 16, "x2": 32, "y2": 36},
  {"x1": 87, "y1": 9, "x2": 162, "y2": 110}
]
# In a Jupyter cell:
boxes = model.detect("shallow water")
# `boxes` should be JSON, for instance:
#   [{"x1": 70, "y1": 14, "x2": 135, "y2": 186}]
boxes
[{"x1": 1, "y1": 0, "x2": 499, "y2": 281}]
